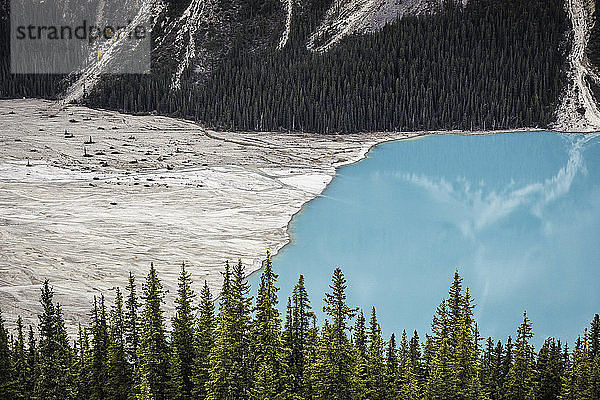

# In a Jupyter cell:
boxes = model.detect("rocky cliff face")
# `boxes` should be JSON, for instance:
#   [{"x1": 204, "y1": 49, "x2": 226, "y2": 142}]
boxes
[
  {"x1": 586, "y1": 0, "x2": 600, "y2": 108},
  {"x1": 62, "y1": 0, "x2": 442, "y2": 101}
]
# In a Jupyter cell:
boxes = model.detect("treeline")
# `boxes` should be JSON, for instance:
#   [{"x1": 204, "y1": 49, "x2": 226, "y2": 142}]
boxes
[
  {"x1": 86, "y1": 0, "x2": 569, "y2": 133},
  {"x1": 0, "y1": 252, "x2": 598, "y2": 399}
]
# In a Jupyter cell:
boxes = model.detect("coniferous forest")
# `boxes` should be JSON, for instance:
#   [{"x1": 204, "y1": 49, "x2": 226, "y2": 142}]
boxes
[
  {"x1": 1, "y1": 0, "x2": 571, "y2": 133},
  {"x1": 86, "y1": 0, "x2": 569, "y2": 133},
  {"x1": 0, "y1": 252, "x2": 598, "y2": 400}
]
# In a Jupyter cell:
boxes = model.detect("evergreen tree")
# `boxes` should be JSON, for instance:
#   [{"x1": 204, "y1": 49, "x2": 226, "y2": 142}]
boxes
[
  {"x1": 90, "y1": 295, "x2": 110, "y2": 400},
  {"x1": 561, "y1": 336, "x2": 589, "y2": 400},
  {"x1": 481, "y1": 338, "x2": 503, "y2": 400},
  {"x1": 282, "y1": 298, "x2": 295, "y2": 398},
  {"x1": 399, "y1": 351, "x2": 421, "y2": 400},
  {"x1": 191, "y1": 280, "x2": 215, "y2": 399},
  {"x1": 206, "y1": 262, "x2": 233, "y2": 400},
  {"x1": 503, "y1": 336, "x2": 514, "y2": 386},
  {"x1": 409, "y1": 330, "x2": 424, "y2": 382},
  {"x1": 136, "y1": 264, "x2": 169, "y2": 400},
  {"x1": 25, "y1": 326, "x2": 36, "y2": 399},
  {"x1": 384, "y1": 332, "x2": 399, "y2": 398},
  {"x1": 352, "y1": 310, "x2": 368, "y2": 399},
  {"x1": 0, "y1": 307, "x2": 12, "y2": 398},
  {"x1": 534, "y1": 337, "x2": 563, "y2": 400},
  {"x1": 12, "y1": 316, "x2": 27, "y2": 400},
  {"x1": 207, "y1": 260, "x2": 252, "y2": 400},
  {"x1": 448, "y1": 270, "x2": 464, "y2": 344},
  {"x1": 426, "y1": 300, "x2": 456, "y2": 400},
  {"x1": 591, "y1": 314, "x2": 600, "y2": 359},
  {"x1": 1, "y1": 262, "x2": 599, "y2": 400},
  {"x1": 107, "y1": 287, "x2": 131, "y2": 400},
  {"x1": 365, "y1": 307, "x2": 386, "y2": 400},
  {"x1": 75, "y1": 324, "x2": 93, "y2": 400},
  {"x1": 34, "y1": 281, "x2": 76, "y2": 400},
  {"x1": 284, "y1": 274, "x2": 314, "y2": 399},
  {"x1": 250, "y1": 251, "x2": 286, "y2": 399},
  {"x1": 167, "y1": 262, "x2": 196, "y2": 400},
  {"x1": 312, "y1": 268, "x2": 356, "y2": 400},
  {"x1": 304, "y1": 313, "x2": 319, "y2": 400},
  {"x1": 454, "y1": 288, "x2": 483, "y2": 399},
  {"x1": 505, "y1": 311, "x2": 536, "y2": 400},
  {"x1": 588, "y1": 314, "x2": 600, "y2": 400},
  {"x1": 125, "y1": 272, "x2": 140, "y2": 374}
]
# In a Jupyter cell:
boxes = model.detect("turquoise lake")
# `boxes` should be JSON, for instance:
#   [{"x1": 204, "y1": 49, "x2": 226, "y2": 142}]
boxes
[{"x1": 250, "y1": 132, "x2": 600, "y2": 345}]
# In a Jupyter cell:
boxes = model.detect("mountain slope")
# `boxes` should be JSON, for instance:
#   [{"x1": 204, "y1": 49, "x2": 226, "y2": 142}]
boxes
[
  {"x1": 554, "y1": 0, "x2": 600, "y2": 131},
  {"x1": 306, "y1": 0, "x2": 442, "y2": 52},
  {"x1": 83, "y1": 0, "x2": 569, "y2": 133},
  {"x1": 0, "y1": 0, "x2": 589, "y2": 134}
]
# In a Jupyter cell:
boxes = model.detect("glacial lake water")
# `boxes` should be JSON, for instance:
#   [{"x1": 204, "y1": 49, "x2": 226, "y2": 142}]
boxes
[{"x1": 249, "y1": 132, "x2": 600, "y2": 345}]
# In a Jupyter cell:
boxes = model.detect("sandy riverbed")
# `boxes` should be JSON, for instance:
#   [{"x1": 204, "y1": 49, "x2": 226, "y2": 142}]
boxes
[{"x1": 0, "y1": 99, "x2": 418, "y2": 332}]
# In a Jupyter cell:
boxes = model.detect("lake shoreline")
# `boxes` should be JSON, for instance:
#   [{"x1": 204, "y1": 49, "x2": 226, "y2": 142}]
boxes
[
  {"x1": 256, "y1": 127, "x2": 570, "y2": 280},
  {"x1": 0, "y1": 98, "x2": 593, "y2": 333},
  {"x1": 261, "y1": 130, "x2": 600, "y2": 345}
]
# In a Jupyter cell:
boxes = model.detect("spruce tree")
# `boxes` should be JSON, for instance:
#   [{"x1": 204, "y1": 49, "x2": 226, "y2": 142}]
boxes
[
  {"x1": 384, "y1": 332, "x2": 399, "y2": 398},
  {"x1": 503, "y1": 336, "x2": 514, "y2": 386},
  {"x1": 0, "y1": 307, "x2": 12, "y2": 398},
  {"x1": 409, "y1": 330, "x2": 424, "y2": 384},
  {"x1": 206, "y1": 262, "x2": 232, "y2": 400},
  {"x1": 12, "y1": 316, "x2": 28, "y2": 399},
  {"x1": 591, "y1": 314, "x2": 600, "y2": 359},
  {"x1": 250, "y1": 251, "x2": 286, "y2": 399},
  {"x1": 167, "y1": 262, "x2": 196, "y2": 400},
  {"x1": 191, "y1": 280, "x2": 214, "y2": 400},
  {"x1": 352, "y1": 310, "x2": 368, "y2": 399},
  {"x1": 207, "y1": 260, "x2": 252, "y2": 400},
  {"x1": 534, "y1": 338, "x2": 563, "y2": 400},
  {"x1": 481, "y1": 337, "x2": 503, "y2": 400},
  {"x1": 454, "y1": 288, "x2": 483, "y2": 399},
  {"x1": 34, "y1": 281, "x2": 76, "y2": 400},
  {"x1": 282, "y1": 298, "x2": 296, "y2": 399},
  {"x1": 448, "y1": 271, "x2": 464, "y2": 344},
  {"x1": 312, "y1": 268, "x2": 356, "y2": 400},
  {"x1": 561, "y1": 336, "x2": 590, "y2": 400},
  {"x1": 399, "y1": 351, "x2": 421, "y2": 400},
  {"x1": 136, "y1": 264, "x2": 169, "y2": 400},
  {"x1": 125, "y1": 272, "x2": 140, "y2": 374},
  {"x1": 366, "y1": 307, "x2": 386, "y2": 400},
  {"x1": 90, "y1": 295, "x2": 110, "y2": 400},
  {"x1": 505, "y1": 311, "x2": 536, "y2": 400},
  {"x1": 426, "y1": 300, "x2": 456, "y2": 400},
  {"x1": 75, "y1": 324, "x2": 92, "y2": 400},
  {"x1": 285, "y1": 274, "x2": 313, "y2": 399},
  {"x1": 107, "y1": 287, "x2": 131, "y2": 400},
  {"x1": 304, "y1": 314, "x2": 319, "y2": 400},
  {"x1": 588, "y1": 314, "x2": 600, "y2": 399},
  {"x1": 25, "y1": 326, "x2": 36, "y2": 399}
]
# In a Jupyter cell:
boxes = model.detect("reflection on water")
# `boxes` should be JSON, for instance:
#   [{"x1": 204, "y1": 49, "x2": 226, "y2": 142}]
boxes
[{"x1": 249, "y1": 132, "x2": 600, "y2": 345}]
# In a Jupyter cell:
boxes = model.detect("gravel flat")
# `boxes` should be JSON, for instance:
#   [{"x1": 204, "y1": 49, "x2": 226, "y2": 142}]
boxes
[{"x1": 0, "y1": 99, "x2": 413, "y2": 332}]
